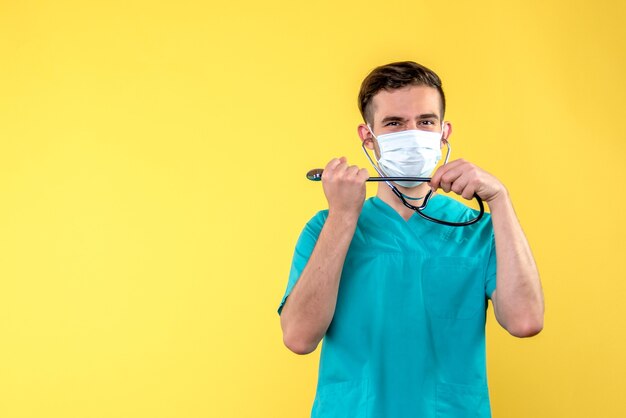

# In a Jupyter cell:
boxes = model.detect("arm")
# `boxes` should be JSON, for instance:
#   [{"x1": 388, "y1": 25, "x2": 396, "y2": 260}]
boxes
[
  {"x1": 280, "y1": 157, "x2": 369, "y2": 354},
  {"x1": 487, "y1": 192, "x2": 544, "y2": 337},
  {"x1": 430, "y1": 159, "x2": 544, "y2": 338}
]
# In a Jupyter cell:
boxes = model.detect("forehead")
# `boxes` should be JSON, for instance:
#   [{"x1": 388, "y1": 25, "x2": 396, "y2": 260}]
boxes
[{"x1": 370, "y1": 85, "x2": 442, "y2": 121}]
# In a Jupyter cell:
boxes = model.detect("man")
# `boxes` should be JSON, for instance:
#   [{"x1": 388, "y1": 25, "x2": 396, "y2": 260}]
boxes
[{"x1": 278, "y1": 61, "x2": 544, "y2": 417}]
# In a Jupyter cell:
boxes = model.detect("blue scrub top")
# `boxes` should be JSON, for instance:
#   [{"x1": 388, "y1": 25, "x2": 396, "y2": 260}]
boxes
[{"x1": 279, "y1": 195, "x2": 497, "y2": 418}]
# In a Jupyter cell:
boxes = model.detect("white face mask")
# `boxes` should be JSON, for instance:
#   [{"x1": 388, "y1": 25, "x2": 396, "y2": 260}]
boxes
[{"x1": 367, "y1": 125, "x2": 445, "y2": 188}]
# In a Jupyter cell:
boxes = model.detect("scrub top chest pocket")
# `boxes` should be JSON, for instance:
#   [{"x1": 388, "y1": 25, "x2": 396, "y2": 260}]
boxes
[{"x1": 421, "y1": 256, "x2": 485, "y2": 320}]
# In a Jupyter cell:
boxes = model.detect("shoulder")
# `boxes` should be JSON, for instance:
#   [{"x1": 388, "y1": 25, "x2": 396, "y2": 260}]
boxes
[
  {"x1": 294, "y1": 209, "x2": 328, "y2": 250},
  {"x1": 305, "y1": 209, "x2": 328, "y2": 231}
]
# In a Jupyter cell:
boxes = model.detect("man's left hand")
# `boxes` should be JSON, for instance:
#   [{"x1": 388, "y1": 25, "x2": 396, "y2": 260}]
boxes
[{"x1": 429, "y1": 159, "x2": 506, "y2": 203}]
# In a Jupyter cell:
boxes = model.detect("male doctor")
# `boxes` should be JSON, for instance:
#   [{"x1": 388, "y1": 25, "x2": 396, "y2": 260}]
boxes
[{"x1": 278, "y1": 61, "x2": 544, "y2": 418}]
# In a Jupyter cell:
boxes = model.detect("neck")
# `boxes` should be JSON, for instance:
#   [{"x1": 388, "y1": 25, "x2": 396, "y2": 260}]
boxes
[{"x1": 376, "y1": 182, "x2": 432, "y2": 221}]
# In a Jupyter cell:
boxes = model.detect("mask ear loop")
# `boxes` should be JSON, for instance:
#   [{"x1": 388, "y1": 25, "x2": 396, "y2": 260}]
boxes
[
  {"x1": 363, "y1": 125, "x2": 385, "y2": 177},
  {"x1": 442, "y1": 139, "x2": 452, "y2": 165}
]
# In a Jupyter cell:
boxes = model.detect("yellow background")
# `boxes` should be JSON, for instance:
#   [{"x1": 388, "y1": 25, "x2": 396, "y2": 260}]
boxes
[{"x1": 1, "y1": 0, "x2": 625, "y2": 416}]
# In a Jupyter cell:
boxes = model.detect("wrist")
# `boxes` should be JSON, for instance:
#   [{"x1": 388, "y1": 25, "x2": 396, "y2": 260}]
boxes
[
  {"x1": 327, "y1": 208, "x2": 361, "y2": 228},
  {"x1": 486, "y1": 188, "x2": 511, "y2": 212}
]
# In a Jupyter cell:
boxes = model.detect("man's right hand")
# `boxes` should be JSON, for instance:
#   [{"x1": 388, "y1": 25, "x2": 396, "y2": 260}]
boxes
[
  {"x1": 281, "y1": 158, "x2": 369, "y2": 355},
  {"x1": 321, "y1": 157, "x2": 369, "y2": 220}
]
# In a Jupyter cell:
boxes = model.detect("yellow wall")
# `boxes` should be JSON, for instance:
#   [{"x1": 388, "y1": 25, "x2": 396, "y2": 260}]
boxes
[{"x1": 1, "y1": 1, "x2": 625, "y2": 416}]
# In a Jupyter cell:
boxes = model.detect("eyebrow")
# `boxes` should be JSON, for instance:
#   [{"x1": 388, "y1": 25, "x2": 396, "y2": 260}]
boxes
[
  {"x1": 380, "y1": 116, "x2": 406, "y2": 124},
  {"x1": 380, "y1": 113, "x2": 441, "y2": 124},
  {"x1": 417, "y1": 113, "x2": 440, "y2": 121}
]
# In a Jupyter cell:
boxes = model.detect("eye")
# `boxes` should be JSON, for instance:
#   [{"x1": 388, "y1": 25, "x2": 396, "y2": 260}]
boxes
[
  {"x1": 419, "y1": 120, "x2": 435, "y2": 126},
  {"x1": 384, "y1": 121, "x2": 400, "y2": 127}
]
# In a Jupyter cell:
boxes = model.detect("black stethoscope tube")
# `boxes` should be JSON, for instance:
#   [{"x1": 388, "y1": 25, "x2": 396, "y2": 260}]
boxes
[{"x1": 306, "y1": 168, "x2": 484, "y2": 227}]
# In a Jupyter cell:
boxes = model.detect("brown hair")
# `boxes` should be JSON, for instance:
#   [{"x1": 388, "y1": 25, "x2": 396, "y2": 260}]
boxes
[{"x1": 358, "y1": 61, "x2": 446, "y2": 124}]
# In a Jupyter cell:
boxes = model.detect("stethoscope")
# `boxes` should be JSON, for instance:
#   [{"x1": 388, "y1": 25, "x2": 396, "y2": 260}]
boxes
[{"x1": 306, "y1": 141, "x2": 484, "y2": 227}]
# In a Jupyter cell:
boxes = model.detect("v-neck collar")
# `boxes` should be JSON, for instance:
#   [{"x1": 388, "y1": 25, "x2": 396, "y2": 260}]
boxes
[{"x1": 370, "y1": 194, "x2": 447, "y2": 224}]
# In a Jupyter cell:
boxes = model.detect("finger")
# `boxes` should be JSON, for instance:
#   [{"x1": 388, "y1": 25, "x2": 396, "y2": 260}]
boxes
[
  {"x1": 357, "y1": 168, "x2": 370, "y2": 182},
  {"x1": 430, "y1": 162, "x2": 454, "y2": 190},
  {"x1": 439, "y1": 166, "x2": 465, "y2": 193},
  {"x1": 347, "y1": 164, "x2": 359, "y2": 174},
  {"x1": 429, "y1": 166, "x2": 445, "y2": 190},
  {"x1": 325, "y1": 157, "x2": 344, "y2": 172},
  {"x1": 323, "y1": 158, "x2": 348, "y2": 183},
  {"x1": 440, "y1": 179, "x2": 450, "y2": 193},
  {"x1": 448, "y1": 165, "x2": 483, "y2": 200},
  {"x1": 336, "y1": 162, "x2": 352, "y2": 180},
  {"x1": 333, "y1": 158, "x2": 350, "y2": 175},
  {"x1": 430, "y1": 158, "x2": 467, "y2": 189},
  {"x1": 450, "y1": 174, "x2": 470, "y2": 196},
  {"x1": 461, "y1": 183, "x2": 476, "y2": 200}
]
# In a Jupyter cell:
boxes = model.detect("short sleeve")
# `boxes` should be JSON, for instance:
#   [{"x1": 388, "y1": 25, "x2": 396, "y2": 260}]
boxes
[
  {"x1": 277, "y1": 211, "x2": 328, "y2": 315},
  {"x1": 485, "y1": 231, "x2": 497, "y2": 299}
]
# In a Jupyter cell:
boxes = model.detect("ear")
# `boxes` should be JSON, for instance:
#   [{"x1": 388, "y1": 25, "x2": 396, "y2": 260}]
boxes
[
  {"x1": 441, "y1": 121, "x2": 452, "y2": 147},
  {"x1": 357, "y1": 123, "x2": 375, "y2": 150}
]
